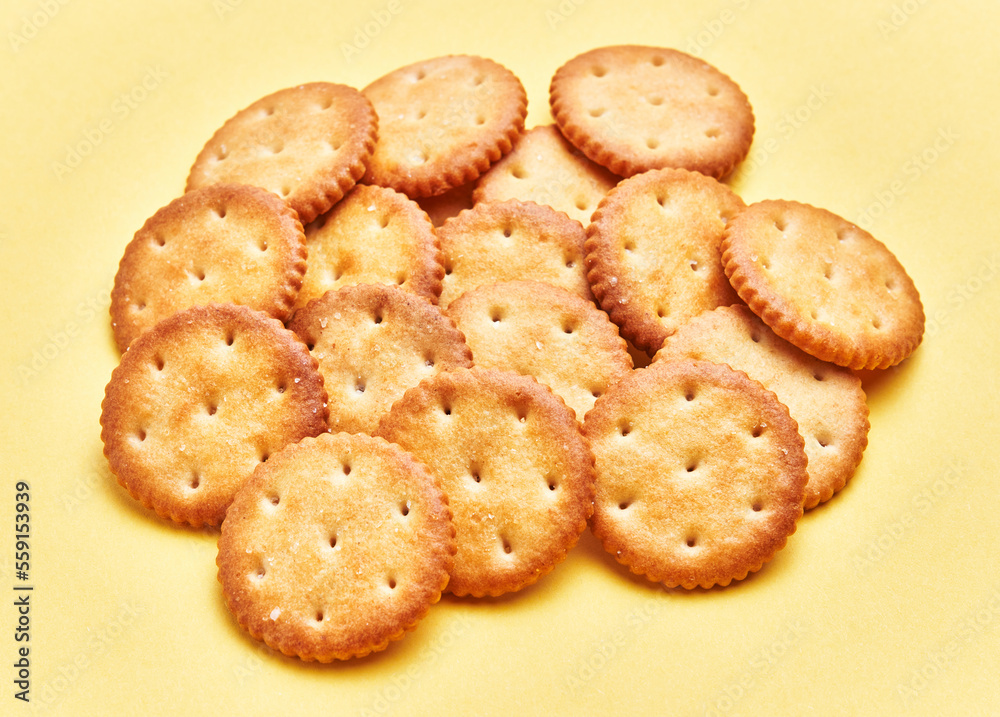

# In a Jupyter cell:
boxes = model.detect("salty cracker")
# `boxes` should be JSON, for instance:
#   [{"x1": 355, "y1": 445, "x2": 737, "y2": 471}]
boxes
[
  {"x1": 721, "y1": 200, "x2": 925, "y2": 370},
  {"x1": 446, "y1": 280, "x2": 632, "y2": 420},
  {"x1": 584, "y1": 359, "x2": 807, "y2": 589},
  {"x1": 585, "y1": 167, "x2": 745, "y2": 355},
  {"x1": 110, "y1": 184, "x2": 307, "y2": 352},
  {"x1": 549, "y1": 45, "x2": 754, "y2": 179},
  {"x1": 100, "y1": 303, "x2": 328, "y2": 528},
  {"x1": 362, "y1": 54, "x2": 528, "y2": 198},
  {"x1": 654, "y1": 305, "x2": 869, "y2": 509},
  {"x1": 186, "y1": 82, "x2": 377, "y2": 225},
  {"x1": 295, "y1": 184, "x2": 443, "y2": 310},
  {"x1": 288, "y1": 283, "x2": 473, "y2": 435},
  {"x1": 217, "y1": 432, "x2": 455, "y2": 662},
  {"x1": 376, "y1": 368, "x2": 596, "y2": 598},
  {"x1": 472, "y1": 124, "x2": 620, "y2": 227},
  {"x1": 437, "y1": 200, "x2": 593, "y2": 308}
]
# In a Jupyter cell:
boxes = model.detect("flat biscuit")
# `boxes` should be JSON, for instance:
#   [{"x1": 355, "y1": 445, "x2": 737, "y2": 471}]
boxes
[
  {"x1": 186, "y1": 82, "x2": 377, "y2": 224},
  {"x1": 586, "y1": 167, "x2": 746, "y2": 355},
  {"x1": 654, "y1": 305, "x2": 869, "y2": 509},
  {"x1": 362, "y1": 55, "x2": 528, "y2": 198},
  {"x1": 110, "y1": 184, "x2": 307, "y2": 352},
  {"x1": 584, "y1": 359, "x2": 807, "y2": 589},
  {"x1": 217, "y1": 432, "x2": 455, "y2": 661},
  {"x1": 100, "y1": 303, "x2": 328, "y2": 528},
  {"x1": 446, "y1": 280, "x2": 632, "y2": 420},
  {"x1": 550, "y1": 45, "x2": 754, "y2": 179},
  {"x1": 288, "y1": 284, "x2": 473, "y2": 434},
  {"x1": 721, "y1": 200, "x2": 925, "y2": 369},
  {"x1": 437, "y1": 200, "x2": 593, "y2": 308},
  {"x1": 472, "y1": 124, "x2": 620, "y2": 227},
  {"x1": 376, "y1": 368, "x2": 596, "y2": 598},
  {"x1": 295, "y1": 184, "x2": 443, "y2": 310}
]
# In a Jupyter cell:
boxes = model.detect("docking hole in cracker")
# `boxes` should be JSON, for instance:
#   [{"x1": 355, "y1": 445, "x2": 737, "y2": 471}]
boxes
[{"x1": 217, "y1": 432, "x2": 455, "y2": 661}]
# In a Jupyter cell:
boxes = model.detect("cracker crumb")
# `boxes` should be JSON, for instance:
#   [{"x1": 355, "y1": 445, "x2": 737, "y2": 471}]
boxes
[
  {"x1": 269, "y1": 607, "x2": 281, "y2": 620},
  {"x1": 319, "y1": 317, "x2": 328, "y2": 328}
]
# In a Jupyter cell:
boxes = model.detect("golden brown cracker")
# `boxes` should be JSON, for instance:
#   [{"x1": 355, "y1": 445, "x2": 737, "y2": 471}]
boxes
[
  {"x1": 550, "y1": 45, "x2": 754, "y2": 179},
  {"x1": 654, "y1": 305, "x2": 869, "y2": 509},
  {"x1": 288, "y1": 284, "x2": 473, "y2": 434},
  {"x1": 217, "y1": 432, "x2": 455, "y2": 661},
  {"x1": 362, "y1": 55, "x2": 527, "y2": 197},
  {"x1": 584, "y1": 359, "x2": 807, "y2": 589},
  {"x1": 376, "y1": 368, "x2": 595, "y2": 597},
  {"x1": 437, "y1": 200, "x2": 593, "y2": 308},
  {"x1": 100, "y1": 303, "x2": 328, "y2": 528},
  {"x1": 721, "y1": 200, "x2": 925, "y2": 369},
  {"x1": 472, "y1": 124, "x2": 620, "y2": 226},
  {"x1": 295, "y1": 184, "x2": 443, "y2": 310},
  {"x1": 186, "y1": 82, "x2": 377, "y2": 224},
  {"x1": 110, "y1": 184, "x2": 306, "y2": 352},
  {"x1": 585, "y1": 167, "x2": 745, "y2": 354},
  {"x1": 446, "y1": 280, "x2": 632, "y2": 420}
]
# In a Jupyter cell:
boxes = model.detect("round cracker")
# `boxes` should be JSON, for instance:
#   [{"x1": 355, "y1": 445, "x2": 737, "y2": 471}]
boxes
[
  {"x1": 472, "y1": 124, "x2": 620, "y2": 227},
  {"x1": 100, "y1": 303, "x2": 329, "y2": 527},
  {"x1": 584, "y1": 359, "x2": 807, "y2": 589},
  {"x1": 586, "y1": 167, "x2": 746, "y2": 355},
  {"x1": 217, "y1": 432, "x2": 455, "y2": 661},
  {"x1": 550, "y1": 45, "x2": 754, "y2": 179},
  {"x1": 288, "y1": 284, "x2": 473, "y2": 434},
  {"x1": 720, "y1": 200, "x2": 925, "y2": 370},
  {"x1": 654, "y1": 305, "x2": 870, "y2": 509},
  {"x1": 375, "y1": 368, "x2": 595, "y2": 598},
  {"x1": 186, "y1": 82, "x2": 377, "y2": 225},
  {"x1": 362, "y1": 55, "x2": 528, "y2": 198},
  {"x1": 446, "y1": 280, "x2": 632, "y2": 420},
  {"x1": 110, "y1": 184, "x2": 307, "y2": 352},
  {"x1": 437, "y1": 199, "x2": 593, "y2": 308},
  {"x1": 295, "y1": 184, "x2": 443, "y2": 310}
]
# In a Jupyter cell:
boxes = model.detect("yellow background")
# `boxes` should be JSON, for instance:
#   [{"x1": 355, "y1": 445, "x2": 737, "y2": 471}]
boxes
[{"x1": 3, "y1": 0, "x2": 999, "y2": 714}]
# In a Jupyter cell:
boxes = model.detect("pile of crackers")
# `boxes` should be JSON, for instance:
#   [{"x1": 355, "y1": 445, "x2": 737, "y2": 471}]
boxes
[{"x1": 100, "y1": 46, "x2": 924, "y2": 662}]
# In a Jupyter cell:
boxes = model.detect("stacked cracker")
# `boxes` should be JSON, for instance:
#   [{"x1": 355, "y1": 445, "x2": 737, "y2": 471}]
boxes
[{"x1": 100, "y1": 47, "x2": 923, "y2": 662}]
